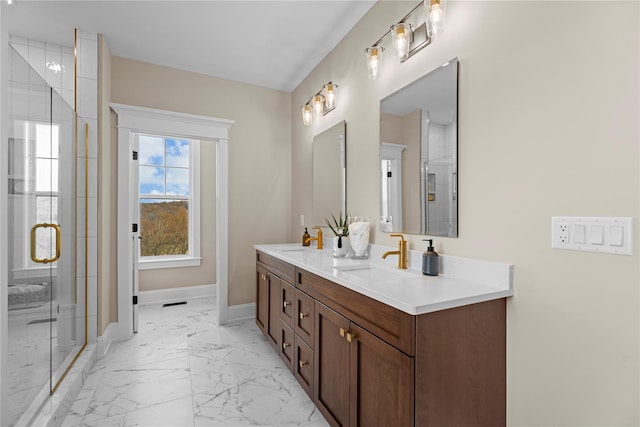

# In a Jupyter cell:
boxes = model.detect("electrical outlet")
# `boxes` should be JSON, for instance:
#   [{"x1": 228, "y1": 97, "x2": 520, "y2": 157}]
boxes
[
  {"x1": 559, "y1": 224, "x2": 569, "y2": 243},
  {"x1": 552, "y1": 217, "x2": 570, "y2": 247}
]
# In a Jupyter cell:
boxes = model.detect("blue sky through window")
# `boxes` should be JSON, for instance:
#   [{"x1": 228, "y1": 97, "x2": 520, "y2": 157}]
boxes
[{"x1": 139, "y1": 135, "x2": 190, "y2": 197}]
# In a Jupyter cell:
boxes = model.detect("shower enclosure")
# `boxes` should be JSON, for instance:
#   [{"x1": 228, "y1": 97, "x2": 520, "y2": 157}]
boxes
[{"x1": 6, "y1": 45, "x2": 87, "y2": 426}]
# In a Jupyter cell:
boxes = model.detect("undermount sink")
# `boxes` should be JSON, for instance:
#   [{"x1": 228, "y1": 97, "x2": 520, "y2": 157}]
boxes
[
  {"x1": 333, "y1": 263, "x2": 420, "y2": 281},
  {"x1": 280, "y1": 247, "x2": 306, "y2": 252}
]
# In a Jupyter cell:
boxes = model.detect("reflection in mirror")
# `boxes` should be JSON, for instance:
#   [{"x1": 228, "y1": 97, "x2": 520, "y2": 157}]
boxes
[
  {"x1": 313, "y1": 121, "x2": 346, "y2": 226},
  {"x1": 380, "y1": 58, "x2": 458, "y2": 237}
]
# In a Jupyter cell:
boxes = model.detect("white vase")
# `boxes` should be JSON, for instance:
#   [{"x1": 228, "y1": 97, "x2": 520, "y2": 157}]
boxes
[
  {"x1": 333, "y1": 236, "x2": 350, "y2": 258},
  {"x1": 348, "y1": 216, "x2": 370, "y2": 259}
]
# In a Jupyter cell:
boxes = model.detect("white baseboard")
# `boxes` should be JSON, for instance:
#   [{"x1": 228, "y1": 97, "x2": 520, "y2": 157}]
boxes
[
  {"x1": 227, "y1": 303, "x2": 256, "y2": 322},
  {"x1": 139, "y1": 283, "x2": 216, "y2": 306},
  {"x1": 96, "y1": 322, "x2": 118, "y2": 359}
]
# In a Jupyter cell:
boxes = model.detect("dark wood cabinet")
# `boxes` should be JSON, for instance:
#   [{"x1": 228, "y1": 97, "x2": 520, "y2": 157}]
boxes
[
  {"x1": 294, "y1": 289, "x2": 314, "y2": 346},
  {"x1": 256, "y1": 250, "x2": 506, "y2": 427},
  {"x1": 314, "y1": 302, "x2": 350, "y2": 426},
  {"x1": 255, "y1": 265, "x2": 269, "y2": 336},
  {"x1": 280, "y1": 280, "x2": 295, "y2": 327},
  {"x1": 348, "y1": 322, "x2": 413, "y2": 427},
  {"x1": 279, "y1": 321, "x2": 295, "y2": 370},
  {"x1": 294, "y1": 335, "x2": 314, "y2": 400},
  {"x1": 314, "y1": 301, "x2": 413, "y2": 427}
]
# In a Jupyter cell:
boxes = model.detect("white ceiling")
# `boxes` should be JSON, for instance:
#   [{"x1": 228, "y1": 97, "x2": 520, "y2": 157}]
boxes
[{"x1": 7, "y1": 0, "x2": 376, "y2": 92}]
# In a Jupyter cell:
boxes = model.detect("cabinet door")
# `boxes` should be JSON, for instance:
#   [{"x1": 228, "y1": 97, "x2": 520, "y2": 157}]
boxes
[
  {"x1": 280, "y1": 280, "x2": 295, "y2": 327},
  {"x1": 314, "y1": 302, "x2": 350, "y2": 427},
  {"x1": 295, "y1": 335, "x2": 314, "y2": 400},
  {"x1": 295, "y1": 290, "x2": 315, "y2": 347},
  {"x1": 279, "y1": 321, "x2": 295, "y2": 371},
  {"x1": 349, "y1": 323, "x2": 414, "y2": 427},
  {"x1": 267, "y1": 277, "x2": 281, "y2": 348},
  {"x1": 256, "y1": 266, "x2": 269, "y2": 335}
]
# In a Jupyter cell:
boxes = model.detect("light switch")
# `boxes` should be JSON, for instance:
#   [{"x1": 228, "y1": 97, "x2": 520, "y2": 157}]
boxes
[
  {"x1": 590, "y1": 225, "x2": 604, "y2": 245},
  {"x1": 609, "y1": 226, "x2": 624, "y2": 246},
  {"x1": 552, "y1": 216, "x2": 632, "y2": 255},
  {"x1": 574, "y1": 224, "x2": 586, "y2": 244}
]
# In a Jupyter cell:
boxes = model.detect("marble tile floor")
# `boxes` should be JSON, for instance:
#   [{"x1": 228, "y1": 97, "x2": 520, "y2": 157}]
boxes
[{"x1": 61, "y1": 297, "x2": 329, "y2": 427}]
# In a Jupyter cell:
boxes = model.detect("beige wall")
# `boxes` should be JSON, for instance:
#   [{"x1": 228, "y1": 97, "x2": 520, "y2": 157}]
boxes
[
  {"x1": 139, "y1": 141, "x2": 217, "y2": 291},
  {"x1": 97, "y1": 35, "x2": 116, "y2": 334},
  {"x1": 291, "y1": 1, "x2": 639, "y2": 426},
  {"x1": 109, "y1": 56, "x2": 292, "y2": 306}
]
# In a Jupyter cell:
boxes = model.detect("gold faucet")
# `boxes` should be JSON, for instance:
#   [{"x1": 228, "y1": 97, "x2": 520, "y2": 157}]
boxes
[
  {"x1": 382, "y1": 234, "x2": 407, "y2": 269},
  {"x1": 305, "y1": 226, "x2": 323, "y2": 250}
]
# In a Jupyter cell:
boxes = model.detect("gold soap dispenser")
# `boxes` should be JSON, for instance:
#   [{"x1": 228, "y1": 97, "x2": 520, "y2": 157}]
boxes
[{"x1": 302, "y1": 227, "x2": 310, "y2": 246}]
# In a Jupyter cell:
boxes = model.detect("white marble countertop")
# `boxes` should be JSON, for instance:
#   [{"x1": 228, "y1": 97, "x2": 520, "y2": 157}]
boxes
[{"x1": 255, "y1": 242, "x2": 513, "y2": 316}]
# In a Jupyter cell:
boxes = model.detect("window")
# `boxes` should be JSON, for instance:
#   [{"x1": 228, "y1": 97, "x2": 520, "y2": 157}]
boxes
[{"x1": 137, "y1": 133, "x2": 200, "y2": 269}]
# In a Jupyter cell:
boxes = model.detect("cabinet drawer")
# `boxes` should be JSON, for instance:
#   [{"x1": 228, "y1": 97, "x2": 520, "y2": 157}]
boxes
[
  {"x1": 297, "y1": 268, "x2": 415, "y2": 356},
  {"x1": 279, "y1": 321, "x2": 295, "y2": 372},
  {"x1": 280, "y1": 280, "x2": 295, "y2": 327},
  {"x1": 294, "y1": 290, "x2": 315, "y2": 347},
  {"x1": 256, "y1": 251, "x2": 295, "y2": 284},
  {"x1": 295, "y1": 336, "x2": 314, "y2": 400}
]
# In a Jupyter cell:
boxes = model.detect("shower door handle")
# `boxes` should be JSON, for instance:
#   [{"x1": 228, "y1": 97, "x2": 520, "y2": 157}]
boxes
[{"x1": 30, "y1": 223, "x2": 61, "y2": 264}]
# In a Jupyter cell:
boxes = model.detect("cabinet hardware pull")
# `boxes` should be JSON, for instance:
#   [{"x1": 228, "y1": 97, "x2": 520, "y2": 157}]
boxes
[
  {"x1": 261, "y1": 274, "x2": 266, "y2": 280},
  {"x1": 299, "y1": 313, "x2": 308, "y2": 320},
  {"x1": 339, "y1": 327, "x2": 346, "y2": 338},
  {"x1": 283, "y1": 301, "x2": 290, "y2": 308},
  {"x1": 283, "y1": 342, "x2": 290, "y2": 349},
  {"x1": 299, "y1": 360, "x2": 308, "y2": 368},
  {"x1": 346, "y1": 332, "x2": 356, "y2": 343}
]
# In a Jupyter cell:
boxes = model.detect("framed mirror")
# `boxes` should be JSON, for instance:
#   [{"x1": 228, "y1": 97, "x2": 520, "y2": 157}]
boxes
[
  {"x1": 379, "y1": 58, "x2": 458, "y2": 237},
  {"x1": 313, "y1": 121, "x2": 346, "y2": 225}
]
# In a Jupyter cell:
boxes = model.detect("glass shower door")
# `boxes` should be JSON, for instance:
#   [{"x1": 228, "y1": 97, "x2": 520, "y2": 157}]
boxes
[{"x1": 7, "y1": 44, "x2": 87, "y2": 426}]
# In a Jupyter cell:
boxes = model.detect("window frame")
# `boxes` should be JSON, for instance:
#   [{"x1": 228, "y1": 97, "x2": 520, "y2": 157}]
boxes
[{"x1": 137, "y1": 135, "x2": 201, "y2": 270}]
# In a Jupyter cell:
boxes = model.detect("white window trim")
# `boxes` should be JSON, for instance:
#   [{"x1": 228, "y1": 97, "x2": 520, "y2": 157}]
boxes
[
  {"x1": 137, "y1": 137, "x2": 201, "y2": 270},
  {"x1": 111, "y1": 103, "x2": 234, "y2": 340}
]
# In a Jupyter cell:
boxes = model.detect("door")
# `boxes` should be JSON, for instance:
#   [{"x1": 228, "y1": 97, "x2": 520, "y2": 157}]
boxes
[
  {"x1": 314, "y1": 302, "x2": 350, "y2": 427},
  {"x1": 349, "y1": 323, "x2": 414, "y2": 427}
]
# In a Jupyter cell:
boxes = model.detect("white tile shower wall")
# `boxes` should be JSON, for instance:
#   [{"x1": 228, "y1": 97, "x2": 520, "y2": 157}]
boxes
[
  {"x1": 9, "y1": 35, "x2": 74, "y2": 107},
  {"x1": 76, "y1": 29, "x2": 99, "y2": 344}
]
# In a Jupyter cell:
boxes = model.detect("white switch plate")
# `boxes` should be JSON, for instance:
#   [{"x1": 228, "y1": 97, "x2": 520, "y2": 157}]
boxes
[{"x1": 552, "y1": 217, "x2": 633, "y2": 255}]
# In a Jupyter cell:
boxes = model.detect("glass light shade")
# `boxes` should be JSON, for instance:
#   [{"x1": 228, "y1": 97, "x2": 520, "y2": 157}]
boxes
[
  {"x1": 365, "y1": 46, "x2": 383, "y2": 79},
  {"x1": 301, "y1": 104, "x2": 313, "y2": 126},
  {"x1": 426, "y1": 0, "x2": 446, "y2": 37},
  {"x1": 322, "y1": 83, "x2": 337, "y2": 111},
  {"x1": 391, "y1": 23, "x2": 411, "y2": 60},
  {"x1": 312, "y1": 94, "x2": 325, "y2": 116}
]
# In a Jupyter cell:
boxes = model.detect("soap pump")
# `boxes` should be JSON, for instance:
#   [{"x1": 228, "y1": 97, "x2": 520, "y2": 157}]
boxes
[
  {"x1": 422, "y1": 239, "x2": 439, "y2": 276},
  {"x1": 302, "y1": 227, "x2": 311, "y2": 246}
]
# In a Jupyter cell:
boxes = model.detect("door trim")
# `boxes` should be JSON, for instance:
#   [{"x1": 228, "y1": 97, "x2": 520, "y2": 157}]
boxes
[{"x1": 111, "y1": 103, "x2": 234, "y2": 340}]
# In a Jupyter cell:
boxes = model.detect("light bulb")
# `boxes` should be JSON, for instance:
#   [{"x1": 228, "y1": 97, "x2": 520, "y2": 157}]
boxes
[
  {"x1": 391, "y1": 23, "x2": 411, "y2": 60},
  {"x1": 427, "y1": 0, "x2": 446, "y2": 37},
  {"x1": 365, "y1": 47, "x2": 383, "y2": 79},
  {"x1": 312, "y1": 94, "x2": 324, "y2": 117},
  {"x1": 322, "y1": 83, "x2": 336, "y2": 111},
  {"x1": 301, "y1": 104, "x2": 313, "y2": 126}
]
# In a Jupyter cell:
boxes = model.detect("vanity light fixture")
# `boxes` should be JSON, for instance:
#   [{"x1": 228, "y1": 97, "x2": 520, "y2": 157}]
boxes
[
  {"x1": 391, "y1": 23, "x2": 412, "y2": 60},
  {"x1": 426, "y1": 0, "x2": 446, "y2": 38},
  {"x1": 365, "y1": 46, "x2": 384, "y2": 79},
  {"x1": 301, "y1": 82, "x2": 339, "y2": 126},
  {"x1": 364, "y1": 0, "x2": 447, "y2": 79},
  {"x1": 322, "y1": 82, "x2": 337, "y2": 111},
  {"x1": 301, "y1": 104, "x2": 314, "y2": 126},
  {"x1": 312, "y1": 94, "x2": 324, "y2": 117}
]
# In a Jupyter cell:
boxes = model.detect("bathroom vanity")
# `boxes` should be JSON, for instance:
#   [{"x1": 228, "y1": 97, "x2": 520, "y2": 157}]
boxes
[{"x1": 255, "y1": 243, "x2": 513, "y2": 427}]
